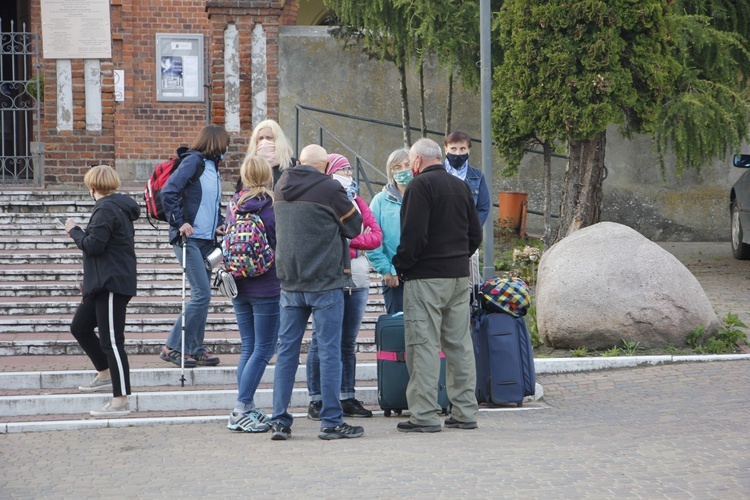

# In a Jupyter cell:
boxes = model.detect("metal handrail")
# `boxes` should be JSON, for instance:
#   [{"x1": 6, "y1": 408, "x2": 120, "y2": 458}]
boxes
[{"x1": 292, "y1": 104, "x2": 607, "y2": 216}]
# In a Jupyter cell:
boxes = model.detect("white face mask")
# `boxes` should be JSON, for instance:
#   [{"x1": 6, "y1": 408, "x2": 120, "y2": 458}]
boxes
[{"x1": 333, "y1": 173, "x2": 353, "y2": 189}]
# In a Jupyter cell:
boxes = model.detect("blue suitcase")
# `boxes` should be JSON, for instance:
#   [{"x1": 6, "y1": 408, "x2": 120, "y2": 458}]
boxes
[
  {"x1": 375, "y1": 313, "x2": 450, "y2": 417},
  {"x1": 472, "y1": 310, "x2": 536, "y2": 407}
]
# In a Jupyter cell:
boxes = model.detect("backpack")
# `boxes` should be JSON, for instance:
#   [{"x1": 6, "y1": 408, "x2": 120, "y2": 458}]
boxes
[
  {"x1": 221, "y1": 200, "x2": 275, "y2": 278},
  {"x1": 143, "y1": 147, "x2": 203, "y2": 227}
]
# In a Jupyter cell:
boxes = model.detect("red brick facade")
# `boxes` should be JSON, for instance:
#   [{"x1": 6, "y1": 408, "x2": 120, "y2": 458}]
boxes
[{"x1": 30, "y1": 0, "x2": 299, "y2": 187}]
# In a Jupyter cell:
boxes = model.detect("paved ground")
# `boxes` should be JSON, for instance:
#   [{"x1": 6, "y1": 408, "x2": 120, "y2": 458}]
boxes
[
  {"x1": 1, "y1": 241, "x2": 749, "y2": 497},
  {"x1": 1, "y1": 359, "x2": 748, "y2": 497}
]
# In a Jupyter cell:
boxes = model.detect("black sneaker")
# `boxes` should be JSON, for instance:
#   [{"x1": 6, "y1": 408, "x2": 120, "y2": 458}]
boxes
[
  {"x1": 396, "y1": 421, "x2": 442, "y2": 433},
  {"x1": 444, "y1": 417, "x2": 478, "y2": 429},
  {"x1": 159, "y1": 346, "x2": 197, "y2": 368},
  {"x1": 270, "y1": 422, "x2": 292, "y2": 441},
  {"x1": 307, "y1": 400, "x2": 322, "y2": 421},
  {"x1": 318, "y1": 422, "x2": 364, "y2": 440},
  {"x1": 341, "y1": 398, "x2": 373, "y2": 418},
  {"x1": 192, "y1": 351, "x2": 220, "y2": 367}
]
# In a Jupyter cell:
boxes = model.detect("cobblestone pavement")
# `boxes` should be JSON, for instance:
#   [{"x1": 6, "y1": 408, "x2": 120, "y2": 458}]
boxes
[{"x1": 2, "y1": 359, "x2": 748, "y2": 497}]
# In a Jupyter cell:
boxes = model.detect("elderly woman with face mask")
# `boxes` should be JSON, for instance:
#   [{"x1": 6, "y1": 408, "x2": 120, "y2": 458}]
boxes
[{"x1": 366, "y1": 148, "x2": 411, "y2": 314}]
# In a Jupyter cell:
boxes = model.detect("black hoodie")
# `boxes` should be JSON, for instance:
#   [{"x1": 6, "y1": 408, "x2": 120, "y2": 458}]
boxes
[{"x1": 70, "y1": 193, "x2": 140, "y2": 297}]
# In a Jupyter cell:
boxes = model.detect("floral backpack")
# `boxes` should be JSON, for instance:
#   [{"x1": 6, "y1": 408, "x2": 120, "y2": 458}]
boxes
[{"x1": 221, "y1": 201, "x2": 274, "y2": 278}]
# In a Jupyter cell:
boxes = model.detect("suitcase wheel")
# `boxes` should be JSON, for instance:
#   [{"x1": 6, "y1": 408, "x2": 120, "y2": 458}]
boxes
[{"x1": 384, "y1": 409, "x2": 391, "y2": 417}]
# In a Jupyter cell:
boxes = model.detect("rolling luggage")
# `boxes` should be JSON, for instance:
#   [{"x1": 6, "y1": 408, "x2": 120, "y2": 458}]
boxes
[
  {"x1": 375, "y1": 312, "x2": 449, "y2": 417},
  {"x1": 473, "y1": 310, "x2": 536, "y2": 407}
]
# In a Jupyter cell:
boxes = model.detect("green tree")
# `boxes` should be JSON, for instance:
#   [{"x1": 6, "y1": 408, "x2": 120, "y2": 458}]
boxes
[
  {"x1": 493, "y1": 0, "x2": 678, "y2": 244},
  {"x1": 324, "y1": 0, "x2": 417, "y2": 146},
  {"x1": 494, "y1": 1, "x2": 750, "y2": 246},
  {"x1": 655, "y1": 3, "x2": 750, "y2": 174}
]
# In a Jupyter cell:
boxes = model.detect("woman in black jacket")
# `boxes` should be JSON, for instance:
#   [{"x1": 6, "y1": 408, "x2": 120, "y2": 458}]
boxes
[{"x1": 65, "y1": 165, "x2": 140, "y2": 418}]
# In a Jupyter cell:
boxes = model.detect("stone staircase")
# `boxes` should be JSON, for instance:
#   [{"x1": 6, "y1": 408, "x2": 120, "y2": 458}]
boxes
[
  {"x1": 0, "y1": 189, "x2": 390, "y2": 430},
  {"x1": 0, "y1": 189, "x2": 385, "y2": 356}
]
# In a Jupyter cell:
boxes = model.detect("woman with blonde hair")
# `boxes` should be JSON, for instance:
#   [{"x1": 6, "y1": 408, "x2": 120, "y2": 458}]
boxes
[
  {"x1": 65, "y1": 165, "x2": 140, "y2": 417},
  {"x1": 225, "y1": 154, "x2": 281, "y2": 433},
  {"x1": 245, "y1": 119, "x2": 295, "y2": 185}
]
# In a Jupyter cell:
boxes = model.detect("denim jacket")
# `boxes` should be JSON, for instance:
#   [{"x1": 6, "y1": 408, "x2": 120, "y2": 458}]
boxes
[{"x1": 465, "y1": 165, "x2": 490, "y2": 226}]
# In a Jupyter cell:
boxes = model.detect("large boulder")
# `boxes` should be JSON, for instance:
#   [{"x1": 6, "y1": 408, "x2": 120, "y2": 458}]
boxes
[{"x1": 536, "y1": 222, "x2": 720, "y2": 349}]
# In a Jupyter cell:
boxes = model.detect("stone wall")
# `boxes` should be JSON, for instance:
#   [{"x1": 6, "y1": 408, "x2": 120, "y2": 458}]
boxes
[{"x1": 278, "y1": 26, "x2": 740, "y2": 241}]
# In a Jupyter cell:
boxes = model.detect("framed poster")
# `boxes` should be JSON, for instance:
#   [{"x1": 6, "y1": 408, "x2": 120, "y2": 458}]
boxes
[
  {"x1": 41, "y1": 0, "x2": 112, "y2": 59},
  {"x1": 156, "y1": 34, "x2": 204, "y2": 102}
]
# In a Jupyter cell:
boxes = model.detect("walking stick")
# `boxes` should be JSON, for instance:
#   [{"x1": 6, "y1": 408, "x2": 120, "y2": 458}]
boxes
[{"x1": 180, "y1": 235, "x2": 187, "y2": 387}]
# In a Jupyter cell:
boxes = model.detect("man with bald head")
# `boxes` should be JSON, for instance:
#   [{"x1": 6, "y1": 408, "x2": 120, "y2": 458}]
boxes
[{"x1": 268, "y1": 144, "x2": 365, "y2": 441}]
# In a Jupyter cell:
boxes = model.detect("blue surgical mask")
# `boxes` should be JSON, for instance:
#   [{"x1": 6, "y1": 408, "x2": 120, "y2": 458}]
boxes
[
  {"x1": 393, "y1": 169, "x2": 413, "y2": 186},
  {"x1": 220, "y1": 152, "x2": 227, "y2": 161}
]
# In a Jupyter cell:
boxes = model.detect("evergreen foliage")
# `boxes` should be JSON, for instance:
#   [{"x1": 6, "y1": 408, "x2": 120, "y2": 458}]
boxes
[{"x1": 492, "y1": 0, "x2": 678, "y2": 176}]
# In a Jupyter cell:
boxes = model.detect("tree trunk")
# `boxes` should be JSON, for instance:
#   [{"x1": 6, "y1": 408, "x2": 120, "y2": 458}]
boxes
[
  {"x1": 552, "y1": 131, "x2": 606, "y2": 245},
  {"x1": 445, "y1": 71, "x2": 453, "y2": 137},
  {"x1": 418, "y1": 61, "x2": 427, "y2": 138},
  {"x1": 398, "y1": 58, "x2": 412, "y2": 148},
  {"x1": 541, "y1": 140, "x2": 553, "y2": 250}
]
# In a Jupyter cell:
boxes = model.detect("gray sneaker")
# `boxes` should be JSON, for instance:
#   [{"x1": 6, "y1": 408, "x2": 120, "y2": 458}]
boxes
[
  {"x1": 227, "y1": 410, "x2": 271, "y2": 433},
  {"x1": 90, "y1": 401, "x2": 131, "y2": 418},
  {"x1": 78, "y1": 376, "x2": 113, "y2": 393}
]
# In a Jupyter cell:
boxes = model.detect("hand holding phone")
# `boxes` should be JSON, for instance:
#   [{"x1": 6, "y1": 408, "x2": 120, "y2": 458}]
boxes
[{"x1": 57, "y1": 216, "x2": 67, "y2": 226}]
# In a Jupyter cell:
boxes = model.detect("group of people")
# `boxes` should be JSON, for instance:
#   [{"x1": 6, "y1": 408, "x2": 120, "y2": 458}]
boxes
[{"x1": 64, "y1": 119, "x2": 490, "y2": 438}]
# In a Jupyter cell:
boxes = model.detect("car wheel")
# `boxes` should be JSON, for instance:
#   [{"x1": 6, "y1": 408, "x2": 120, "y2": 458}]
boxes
[{"x1": 731, "y1": 199, "x2": 750, "y2": 259}]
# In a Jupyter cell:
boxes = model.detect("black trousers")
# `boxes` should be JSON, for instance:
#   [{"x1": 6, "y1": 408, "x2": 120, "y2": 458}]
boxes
[{"x1": 70, "y1": 291, "x2": 132, "y2": 397}]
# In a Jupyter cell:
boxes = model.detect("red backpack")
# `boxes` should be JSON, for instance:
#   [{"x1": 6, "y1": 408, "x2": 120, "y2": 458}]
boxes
[{"x1": 144, "y1": 147, "x2": 203, "y2": 227}]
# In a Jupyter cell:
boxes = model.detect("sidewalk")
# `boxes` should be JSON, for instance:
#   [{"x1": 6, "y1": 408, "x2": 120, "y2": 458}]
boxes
[{"x1": 2, "y1": 359, "x2": 748, "y2": 497}]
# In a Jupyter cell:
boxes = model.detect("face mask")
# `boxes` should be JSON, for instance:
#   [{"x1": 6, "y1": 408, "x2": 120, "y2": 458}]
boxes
[
  {"x1": 333, "y1": 174, "x2": 359, "y2": 200},
  {"x1": 90, "y1": 190, "x2": 96, "y2": 202},
  {"x1": 393, "y1": 169, "x2": 413, "y2": 186},
  {"x1": 220, "y1": 152, "x2": 227, "y2": 161},
  {"x1": 446, "y1": 152, "x2": 469, "y2": 169}
]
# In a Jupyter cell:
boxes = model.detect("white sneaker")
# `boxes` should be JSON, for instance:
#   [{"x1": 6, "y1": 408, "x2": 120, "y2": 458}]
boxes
[
  {"x1": 90, "y1": 401, "x2": 131, "y2": 418},
  {"x1": 78, "y1": 376, "x2": 113, "y2": 393}
]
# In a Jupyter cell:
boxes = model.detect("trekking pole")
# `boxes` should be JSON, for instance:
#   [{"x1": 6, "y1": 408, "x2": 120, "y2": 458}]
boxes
[{"x1": 179, "y1": 235, "x2": 187, "y2": 387}]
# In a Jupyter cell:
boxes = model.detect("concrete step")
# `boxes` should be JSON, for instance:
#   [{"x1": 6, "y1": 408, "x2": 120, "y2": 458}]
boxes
[
  {"x1": 0, "y1": 336, "x2": 379, "y2": 356},
  {"x1": 0, "y1": 250, "x2": 181, "y2": 265},
  {"x1": 0, "y1": 364, "x2": 379, "y2": 417},
  {"x1": 0, "y1": 296, "x2": 386, "y2": 316}
]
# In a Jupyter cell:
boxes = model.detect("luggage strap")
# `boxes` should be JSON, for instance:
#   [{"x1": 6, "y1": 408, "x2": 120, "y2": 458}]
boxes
[{"x1": 376, "y1": 350, "x2": 446, "y2": 362}]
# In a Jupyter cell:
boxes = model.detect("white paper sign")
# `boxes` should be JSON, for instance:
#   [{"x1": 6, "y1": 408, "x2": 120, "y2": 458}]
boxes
[
  {"x1": 41, "y1": 0, "x2": 112, "y2": 59},
  {"x1": 114, "y1": 70, "x2": 125, "y2": 102}
]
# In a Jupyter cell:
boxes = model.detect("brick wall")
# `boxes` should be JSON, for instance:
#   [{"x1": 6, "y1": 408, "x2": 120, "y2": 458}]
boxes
[{"x1": 30, "y1": 0, "x2": 299, "y2": 187}]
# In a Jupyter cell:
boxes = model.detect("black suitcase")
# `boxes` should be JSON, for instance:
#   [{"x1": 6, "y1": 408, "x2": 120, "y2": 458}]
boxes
[
  {"x1": 375, "y1": 313, "x2": 450, "y2": 417},
  {"x1": 472, "y1": 310, "x2": 536, "y2": 407}
]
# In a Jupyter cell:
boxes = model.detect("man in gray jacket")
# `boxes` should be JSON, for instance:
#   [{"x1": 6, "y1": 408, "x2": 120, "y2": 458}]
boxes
[{"x1": 268, "y1": 144, "x2": 365, "y2": 441}]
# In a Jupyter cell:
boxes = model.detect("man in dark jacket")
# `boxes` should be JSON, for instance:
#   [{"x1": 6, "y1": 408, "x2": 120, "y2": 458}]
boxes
[
  {"x1": 268, "y1": 144, "x2": 366, "y2": 441},
  {"x1": 393, "y1": 138, "x2": 483, "y2": 433}
]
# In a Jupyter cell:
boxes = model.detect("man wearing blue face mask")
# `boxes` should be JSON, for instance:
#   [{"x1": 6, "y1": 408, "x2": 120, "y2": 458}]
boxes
[{"x1": 444, "y1": 131, "x2": 491, "y2": 291}]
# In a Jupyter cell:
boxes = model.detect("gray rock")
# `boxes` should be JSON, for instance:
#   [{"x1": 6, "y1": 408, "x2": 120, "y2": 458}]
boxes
[{"x1": 536, "y1": 222, "x2": 720, "y2": 349}]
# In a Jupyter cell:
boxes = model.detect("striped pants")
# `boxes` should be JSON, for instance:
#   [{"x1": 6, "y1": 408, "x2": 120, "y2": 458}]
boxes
[{"x1": 71, "y1": 291, "x2": 132, "y2": 397}]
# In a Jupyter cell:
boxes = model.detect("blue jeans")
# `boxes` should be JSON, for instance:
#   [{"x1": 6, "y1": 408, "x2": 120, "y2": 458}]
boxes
[
  {"x1": 232, "y1": 294, "x2": 280, "y2": 410},
  {"x1": 271, "y1": 289, "x2": 345, "y2": 429},
  {"x1": 383, "y1": 281, "x2": 404, "y2": 314},
  {"x1": 307, "y1": 287, "x2": 368, "y2": 400},
  {"x1": 166, "y1": 238, "x2": 215, "y2": 356}
]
